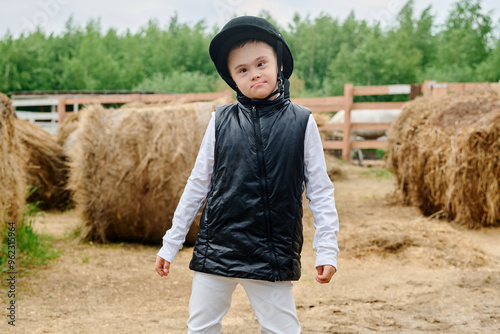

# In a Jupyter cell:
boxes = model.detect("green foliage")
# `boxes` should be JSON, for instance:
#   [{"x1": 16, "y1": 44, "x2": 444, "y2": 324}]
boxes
[
  {"x1": 65, "y1": 223, "x2": 84, "y2": 241},
  {"x1": 476, "y1": 39, "x2": 500, "y2": 81},
  {"x1": 435, "y1": 0, "x2": 493, "y2": 68},
  {"x1": 359, "y1": 148, "x2": 386, "y2": 159},
  {"x1": 0, "y1": 1, "x2": 498, "y2": 96},
  {"x1": 1, "y1": 188, "x2": 60, "y2": 274},
  {"x1": 133, "y1": 71, "x2": 221, "y2": 93},
  {"x1": 361, "y1": 168, "x2": 393, "y2": 179},
  {"x1": 375, "y1": 149, "x2": 386, "y2": 159}
]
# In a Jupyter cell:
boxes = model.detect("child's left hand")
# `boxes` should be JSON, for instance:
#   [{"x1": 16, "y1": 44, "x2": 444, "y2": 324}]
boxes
[{"x1": 315, "y1": 265, "x2": 336, "y2": 284}]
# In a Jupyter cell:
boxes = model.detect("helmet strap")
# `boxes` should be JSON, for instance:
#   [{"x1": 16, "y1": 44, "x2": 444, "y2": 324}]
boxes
[
  {"x1": 275, "y1": 40, "x2": 288, "y2": 98},
  {"x1": 276, "y1": 40, "x2": 283, "y2": 79}
]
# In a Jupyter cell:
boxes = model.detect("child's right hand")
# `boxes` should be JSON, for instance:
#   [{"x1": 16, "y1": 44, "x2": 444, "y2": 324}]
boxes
[{"x1": 155, "y1": 256, "x2": 171, "y2": 277}]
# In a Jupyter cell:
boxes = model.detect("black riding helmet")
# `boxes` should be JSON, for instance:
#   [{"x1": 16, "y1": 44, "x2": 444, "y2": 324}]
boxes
[{"x1": 209, "y1": 16, "x2": 294, "y2": 93}]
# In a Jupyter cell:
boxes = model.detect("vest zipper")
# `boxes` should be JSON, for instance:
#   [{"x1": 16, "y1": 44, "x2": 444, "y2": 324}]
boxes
[{"x1": 251, "y1": 105, "x2": 280, "y2": 281}]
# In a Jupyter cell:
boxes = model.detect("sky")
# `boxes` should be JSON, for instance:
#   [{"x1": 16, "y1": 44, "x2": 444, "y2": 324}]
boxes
[{"x1": 0, "y1": 0, "x2": 499, "y2": 38}]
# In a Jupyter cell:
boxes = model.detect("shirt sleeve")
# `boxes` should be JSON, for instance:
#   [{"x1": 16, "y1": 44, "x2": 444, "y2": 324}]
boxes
[
  {"x1": 304, "y1": 114, "x2": 340, "y2": 270},
  {"x1": 156, "y1": 112, "x2": 215, "y2": 263}
]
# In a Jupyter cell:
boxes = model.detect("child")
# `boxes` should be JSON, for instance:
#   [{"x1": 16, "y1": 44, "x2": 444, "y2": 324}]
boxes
[{"x1": 155, "y1": 16, "x2": 340, "y2": 333}]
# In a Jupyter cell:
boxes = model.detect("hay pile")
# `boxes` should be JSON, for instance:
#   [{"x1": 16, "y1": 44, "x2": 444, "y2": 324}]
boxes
[
  {"x1": 324, "y1": 152, "x2": 345, "y2": 181},
  {"x1": 15, "y1": 118, "x2": 70, "y2": 210},
  {"x1": 341, "y1": 215, "x2": 489, "y2": 268},
  {"x1": 68, "y1": 100, "x2": 222, "y2": 244},
  {"x1": 57, "y1": 111, "x2": 80, "y2": 151},
  {"x1": 312, "y1": 112, "x2": 338, "y2": 142},
  {"x1": 386, "y1": 89, "x2": 500, "y2": 228},
  {"x1": 0, "y1": 93, "x2": 26, "y2": 223},
  {"x1": 312, "y1": 112, "x2": 330, "y2": 128}
]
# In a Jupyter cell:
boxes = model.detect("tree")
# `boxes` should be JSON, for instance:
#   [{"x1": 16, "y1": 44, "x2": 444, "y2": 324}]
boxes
[
  {"x1": 384, "y1": 0, "x2": 423, "y2": 84},
  {"x1": 0, "y1": 4, "x2": 498, "y2": 95},
  {"x1": 133, "y1": 71, "x2": 221, "y2": 93},
  {"x1": 476, "y1": 39, "x2": 500, "y2": 81},
  {"x1": 436, "y1": 0, "x2": 493, "y2": 68}
]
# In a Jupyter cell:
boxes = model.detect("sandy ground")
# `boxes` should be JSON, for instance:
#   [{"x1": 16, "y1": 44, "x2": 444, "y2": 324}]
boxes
[{"x1": 2, "y1": 163, "x2": 500, "y2": 334}]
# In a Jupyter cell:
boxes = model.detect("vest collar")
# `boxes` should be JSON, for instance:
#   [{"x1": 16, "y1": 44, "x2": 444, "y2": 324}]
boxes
[{"x1": 236, "y1": 77, "x2": 290, "y2": 112}]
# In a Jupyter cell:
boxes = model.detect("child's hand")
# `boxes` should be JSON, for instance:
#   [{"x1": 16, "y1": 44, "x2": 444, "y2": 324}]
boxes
[
  {"x1": 155, "y1": 256, "x2": 171, "y2": 277},
  {"x1": 315, "y1": 265, "x2": 336, "y2": 284}
]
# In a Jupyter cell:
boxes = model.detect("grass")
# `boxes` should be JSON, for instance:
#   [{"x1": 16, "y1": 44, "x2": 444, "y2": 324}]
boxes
[
  {"x1": 360, "y1": 149, "x2": 387, "y2": 159},
  {"x1": 65, "y1": 219, "x2": 85, "y2": 240},
  {"x1": 362, "y1": 168, "x2": 393, "y2": 180},
  {"x1": 1, "y1": 187, "x2": 61, "y2": 276}
]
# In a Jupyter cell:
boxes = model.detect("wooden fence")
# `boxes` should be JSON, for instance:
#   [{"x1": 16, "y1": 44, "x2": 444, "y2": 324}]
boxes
[
  {"x1": 421, "y1": 80, "x2": 499, "y2": 98},
  {"x1": 295, "y1": 80, "x2": 498, "y2": 162},
  {"x1": 293, "y1": 83, "x2": 421, "y2": 161},
  {"x1": 14, "y1": 80, "x2": 500, "y2": 163},
  {"x1": 56, "y1": 91, "x2": 233, "y2": 123}
]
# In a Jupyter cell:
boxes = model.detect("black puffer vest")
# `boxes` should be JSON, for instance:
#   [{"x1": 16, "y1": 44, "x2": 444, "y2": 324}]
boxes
[{"x1": 189, "y1": 93, "x2": 311, "y2": 281}]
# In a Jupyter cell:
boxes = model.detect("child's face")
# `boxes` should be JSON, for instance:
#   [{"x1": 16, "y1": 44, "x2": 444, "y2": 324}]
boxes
[{"x1": 227, "y1": 41, "x2": 279, "y2": 100}]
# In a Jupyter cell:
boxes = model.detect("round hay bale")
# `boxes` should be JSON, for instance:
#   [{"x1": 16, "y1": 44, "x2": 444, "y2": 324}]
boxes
[
  {"x1": 68, "y1": 100, "x2": 221, "y2": 244},
  {"x1": 386, "y1": 89, "x2": 500, "y2": 228},
  {"x1": 15, "y1": 118, "x2": 70, "y2": 210},
  {"x1": 57, "y1": 111, "x2": 81, "y2": 151},
  {"x1": 0, "y1": 93, "x2": 26, "y2": 223}
]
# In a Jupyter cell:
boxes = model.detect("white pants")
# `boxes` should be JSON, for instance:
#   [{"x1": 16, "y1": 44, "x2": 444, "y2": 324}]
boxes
[{"x1": 187, "y1": 272, "x2": 301, "y2": 334}]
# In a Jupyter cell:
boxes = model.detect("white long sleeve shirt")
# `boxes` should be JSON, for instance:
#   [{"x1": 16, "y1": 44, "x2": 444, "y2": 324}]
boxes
[{"x1": 157, "y1": 111, "x2": 340, "y2": 270}]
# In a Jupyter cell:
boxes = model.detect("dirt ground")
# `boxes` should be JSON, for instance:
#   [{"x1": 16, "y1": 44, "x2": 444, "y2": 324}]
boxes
[{"x1": 2, "y1": 162, "x2": 500, "y2": 334}]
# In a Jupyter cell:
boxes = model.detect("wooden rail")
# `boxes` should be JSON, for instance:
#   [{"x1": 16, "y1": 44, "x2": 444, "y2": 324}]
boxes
[
  {"x1": 422, "y1": 80, "x2": 499, "y2": 98},
  {"x1": 293, "y1": 83, "x2": 421, "y2": 162},
  {"x1": 292, "y1": 96, "x2": 345, "y2": 112},
  {"x1": 296, "y1": 80, "x2": 498, "y2": 162},
  {"x1": 57, "y1": 91, "x2": 233, "y2": 123},
  {"x1": 56, "y1": 86, "x2": 410, "y2": 162},
  {"x1": 13, "y1": 80, "x2": 499, "y2": 163}
]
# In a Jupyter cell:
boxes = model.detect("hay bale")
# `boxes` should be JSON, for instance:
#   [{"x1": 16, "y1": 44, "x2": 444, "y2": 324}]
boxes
[
  {"x1": 312, "y1": 112, "x2": 339, "y2": 142},
  {"x1": 386, "y1": 89, "x2": 500, "y2": 228},
  {"x1": 15, "y1": 118, "x2": 70, "y2": 210},
  {"x1": 312, "y1": 112, "x2": 330, "y2": 128},
  {"x1": 0, "y1": 93, "x2": 26, "y2": 223},
  {"x1": 68, "y1": 100, "x2": 222, "y2": 244},
  {"x1": 57, "y1": 111, "x2": 81, "y2": 151},
  {"x1": 324, "y1": 152, "x2": 345, "y2": 181}
]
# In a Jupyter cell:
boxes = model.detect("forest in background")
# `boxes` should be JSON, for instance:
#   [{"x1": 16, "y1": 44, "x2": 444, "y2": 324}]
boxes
[{"x1": 0, "y1": 0, "x2": 499, "y2": 97}]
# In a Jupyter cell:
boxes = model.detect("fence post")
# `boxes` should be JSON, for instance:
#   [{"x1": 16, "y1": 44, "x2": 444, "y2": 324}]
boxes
[
  {"x1": 342, "y1": 83, "x2": 353, "y2": 162},
  {"x1": 57, "y1": 96, "x2": 66, "y2": 124},
  {"x1": 422, "y1": 80, "x2": 433, "y2": 98},
  {"x1": 410, "y1": 84, "x2": 421, "y2": 100}
]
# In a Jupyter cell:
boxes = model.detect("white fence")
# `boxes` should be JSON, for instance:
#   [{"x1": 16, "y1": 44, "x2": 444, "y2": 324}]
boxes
[
  {"x1": 13, "y1": 97, "x2": 60, "y2": 135},
  {"x1": 14, "y1": 110, "x2": 59, "y2": 135}
]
